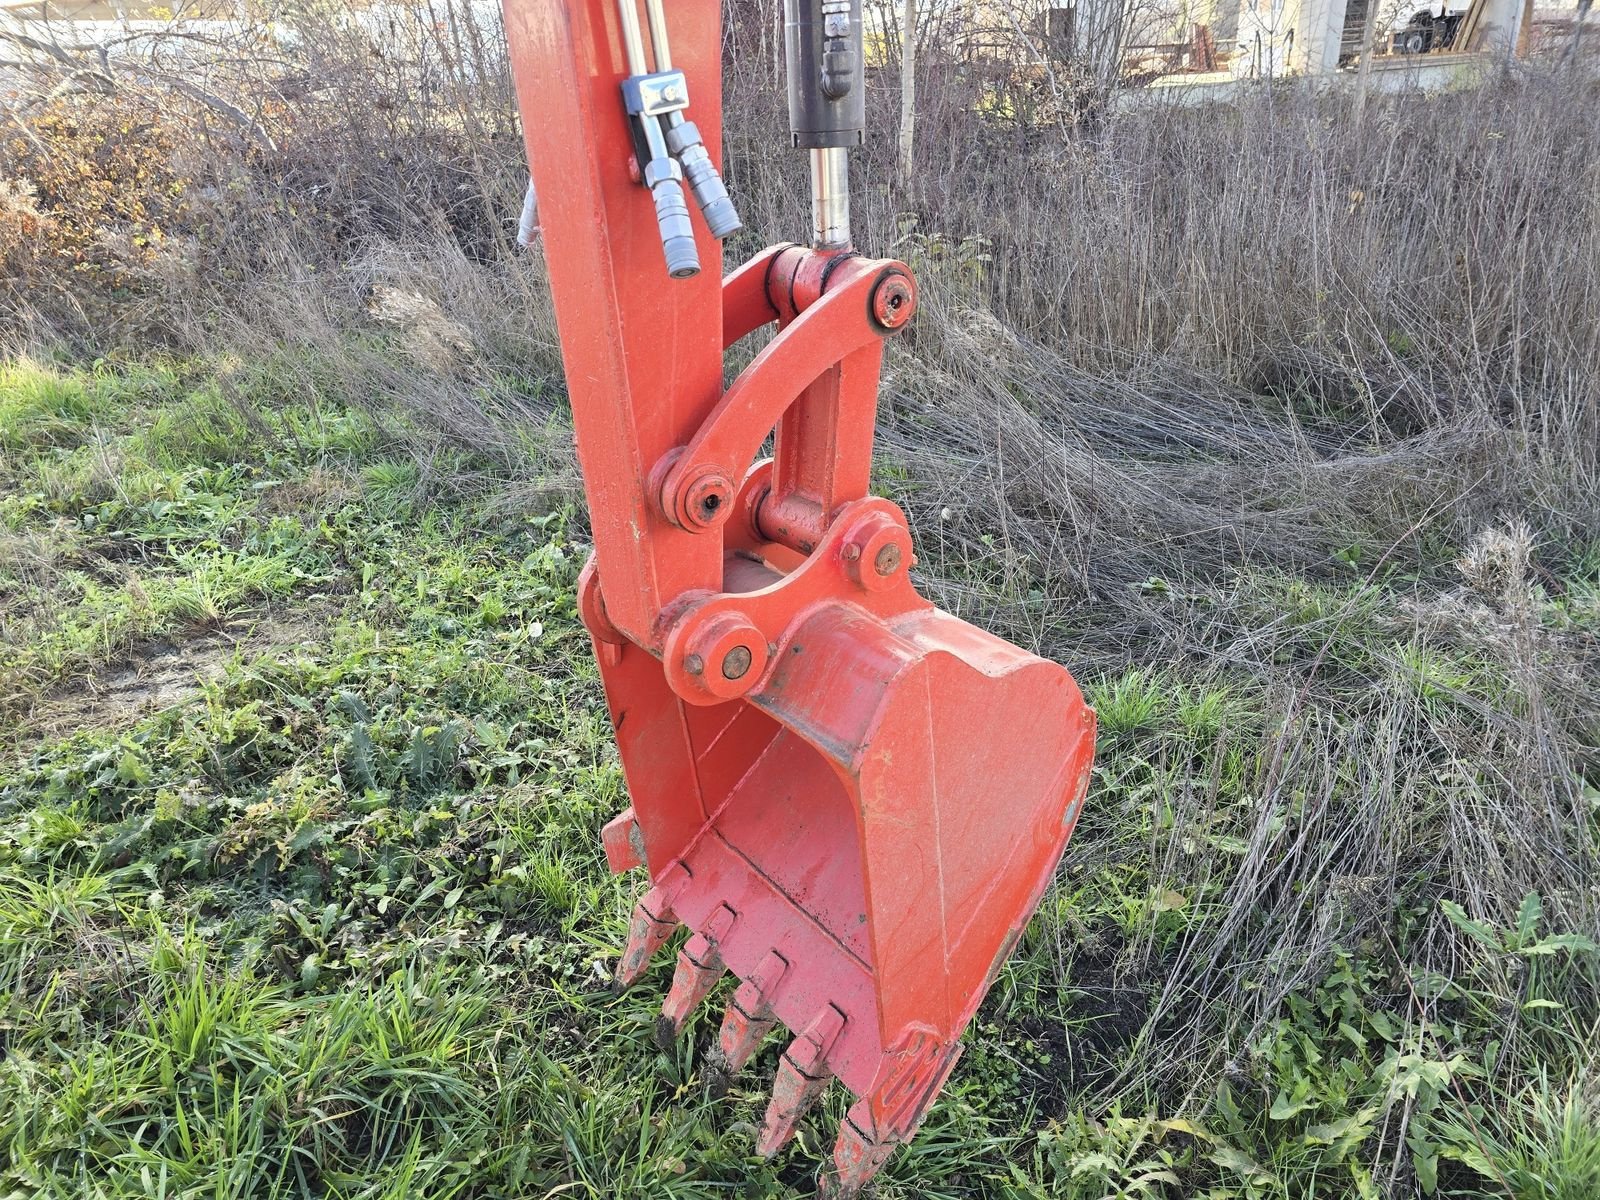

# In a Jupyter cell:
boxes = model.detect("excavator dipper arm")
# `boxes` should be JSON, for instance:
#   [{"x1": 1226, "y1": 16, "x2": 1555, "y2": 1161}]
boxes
[{"x1": 501, "y1": 0, "x2": 1096, "y2": 1192}]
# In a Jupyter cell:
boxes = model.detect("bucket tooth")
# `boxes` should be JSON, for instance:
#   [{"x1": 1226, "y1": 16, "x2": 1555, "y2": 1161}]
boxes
[
  {"x1": 656, "y1": 931, "x2": 725, "y2": 1047},
  {"x1": 755, "y1": 1054, "x2": 832, "y2": 1156},
  {"x1": 600, "y1": 807, "x2": 645, "y2": 874},
  {"x1": 614, "y1": 885, "x2": 679, "y2": 989},
  {"x1": 716, "y1": 982, "x2": 779, "y2": 1076},
  {"x1": 755, "y1": 1005, "x2": 845, "y2": 1157},
  {"x1": 716, "y1": 950, "x2": 788, "y2": 1075},
  {"x1": 817, "y1": 1104, "x2": 902, "y2": 1199},
  {"x1": 817, "y1": 1032, "x2": 963, "y2": 1195}
]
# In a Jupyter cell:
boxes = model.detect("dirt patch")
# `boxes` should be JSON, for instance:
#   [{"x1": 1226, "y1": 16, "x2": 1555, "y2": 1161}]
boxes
[
  {"x1": 979, "y1": 929, "x2": 1167, "y2": 1121},
  {"x1": 22, "y1": 605, "x2": 340, "y2": 746},
  {"x1": 1014, "y1": 976, "x2": 1152, "y2": 1115}
]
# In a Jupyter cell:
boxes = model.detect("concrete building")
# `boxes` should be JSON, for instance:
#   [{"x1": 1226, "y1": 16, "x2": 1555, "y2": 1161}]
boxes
[{"x1": 1228, "y1": 0, "x2": 1529, "y2": 76}]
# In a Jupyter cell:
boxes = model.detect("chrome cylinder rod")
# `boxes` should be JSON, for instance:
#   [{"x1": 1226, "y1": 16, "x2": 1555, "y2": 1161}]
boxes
[
  {"x1": 809, "y1": 146, "x2": 850, "y2": 250},
  {"x1": 644, "y1": 0, "x2": 672, "y2": 67},
  {"x1": 616, "y1": 0, "x2": 649, "y2": 73}
]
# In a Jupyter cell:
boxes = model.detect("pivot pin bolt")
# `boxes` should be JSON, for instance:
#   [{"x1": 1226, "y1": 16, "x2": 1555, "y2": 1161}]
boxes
[{"x1": 871, "y1": 275, "x2": 916, "y2": 330}]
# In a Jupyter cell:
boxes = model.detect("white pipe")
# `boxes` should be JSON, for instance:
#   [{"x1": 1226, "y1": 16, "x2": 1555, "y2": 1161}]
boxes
[{"x1": 517, "y1": 179, "x2": 540, "y2": 246}]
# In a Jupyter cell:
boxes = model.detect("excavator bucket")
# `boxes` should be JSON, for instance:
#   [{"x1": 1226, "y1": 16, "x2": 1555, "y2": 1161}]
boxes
[
  {"x1": 595, "y1": 579, "x2": 1096, "y2": 1192},
  {"x1": 501, "y1": 0, "x2": 1095, "y2": 1192}
]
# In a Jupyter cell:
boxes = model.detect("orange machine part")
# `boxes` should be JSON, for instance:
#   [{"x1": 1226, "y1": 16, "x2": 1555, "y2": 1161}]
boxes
[{"x1": 502, "y1": 0, "x2": 1095, "y2": 1193}]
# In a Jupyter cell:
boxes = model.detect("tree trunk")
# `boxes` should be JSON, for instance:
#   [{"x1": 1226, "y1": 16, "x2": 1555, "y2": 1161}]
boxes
[
  {"x1": 1352, "y1": 0, "x2": 1380, "y2": 130},
  {"x1": 898, "y1": 0, "x2": 917, "y2": 178}
]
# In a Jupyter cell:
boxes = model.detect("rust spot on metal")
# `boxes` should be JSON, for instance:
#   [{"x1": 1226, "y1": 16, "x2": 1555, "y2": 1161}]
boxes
[{"x1": 871, "y1": 273, "x2": 916, "y2": 330}]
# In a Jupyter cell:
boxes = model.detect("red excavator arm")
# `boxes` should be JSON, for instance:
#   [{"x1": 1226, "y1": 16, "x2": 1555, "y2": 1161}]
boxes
[{"x1": 501, "y1": 0, "x2": 1096, "y2": 1192}]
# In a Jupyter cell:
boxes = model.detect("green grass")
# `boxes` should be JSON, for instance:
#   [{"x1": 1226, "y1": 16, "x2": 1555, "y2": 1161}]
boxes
[{"x1": 1, "y1": 360, "x2": 1596, "y2": 1198}]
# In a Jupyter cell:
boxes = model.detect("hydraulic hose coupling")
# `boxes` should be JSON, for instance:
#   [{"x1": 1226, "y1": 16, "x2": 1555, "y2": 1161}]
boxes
[
  {"x1": 644, "y1": 158, "x2": 699, "y2": 279},
  {"x1": 666, "y1": 121, "x2": 742, "y2": 240},
  {"x1": 615, "y1": 0, "x2": 743, "y2": 278}
]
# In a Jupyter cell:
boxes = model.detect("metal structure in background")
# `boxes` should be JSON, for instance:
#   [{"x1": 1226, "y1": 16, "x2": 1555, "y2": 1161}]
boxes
[{"x1": 501, "y1": 0, "x2": 1096, "y2": 1192}]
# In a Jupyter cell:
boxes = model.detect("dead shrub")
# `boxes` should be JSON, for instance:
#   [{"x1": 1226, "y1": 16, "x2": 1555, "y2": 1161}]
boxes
[{"x1": 2, "y1": 95, "x2": 201, "y2": 338}]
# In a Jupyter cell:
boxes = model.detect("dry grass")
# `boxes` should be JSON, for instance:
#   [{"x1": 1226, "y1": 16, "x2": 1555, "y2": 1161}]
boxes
[{"x1": 2, "y1": 6, "x2": 1598, "y2": 1191}]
